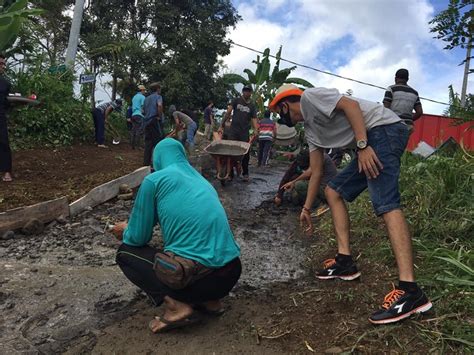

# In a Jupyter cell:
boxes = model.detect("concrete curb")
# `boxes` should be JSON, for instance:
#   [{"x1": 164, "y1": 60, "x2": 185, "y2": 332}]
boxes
[{"x1": 0, "y1": 166, "x2": 150, "y2": 233}]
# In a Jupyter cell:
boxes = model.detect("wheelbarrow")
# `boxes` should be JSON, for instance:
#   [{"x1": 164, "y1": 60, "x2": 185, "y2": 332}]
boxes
[{"x1": 204, "y1": 138, "x2": 252, "y2": 186}]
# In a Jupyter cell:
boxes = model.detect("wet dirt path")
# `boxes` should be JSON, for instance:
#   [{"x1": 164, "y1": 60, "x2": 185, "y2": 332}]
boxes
[{"x1": 1, "y1": 163, "x2": 312, "y2": 354}]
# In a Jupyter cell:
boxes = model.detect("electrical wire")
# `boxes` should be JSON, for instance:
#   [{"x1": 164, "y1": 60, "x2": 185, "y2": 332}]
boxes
[{"x1": 227, "y1": 40, "x2": 467, "y2": 109}]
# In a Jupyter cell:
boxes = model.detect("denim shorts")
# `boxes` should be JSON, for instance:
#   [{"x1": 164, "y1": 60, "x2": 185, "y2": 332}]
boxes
[{"x1": 327, "y1": 122, "x2": 409, "y2": 216}]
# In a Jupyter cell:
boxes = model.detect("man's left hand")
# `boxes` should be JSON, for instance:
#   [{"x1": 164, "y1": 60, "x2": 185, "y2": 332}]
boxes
[{"x1": 357, "y1": 146, "x2": 383, "y2": 179}]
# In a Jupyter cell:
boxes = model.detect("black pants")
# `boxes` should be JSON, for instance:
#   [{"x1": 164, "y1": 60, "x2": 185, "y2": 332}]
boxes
[
  {"x1": 258, "y1": 140, "x2": 272, "y2": 166},
  {"x1": 0, "y1": 113, "x2": 12, "y2": 172},
  {"x1": 116, "y1": 243, "x2": 241, "y2": 306},
  {"x1": 92, "y1": 109, "x2": 105, "y2": 145},
  {"x1": 143, "y1": 118, "x2": 163, "y2": 166},
  {"x1": 130, "y1": 115, "x2": 143, "y2": 149}
]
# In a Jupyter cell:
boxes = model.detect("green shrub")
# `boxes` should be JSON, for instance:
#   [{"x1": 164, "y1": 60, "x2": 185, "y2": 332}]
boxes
[{"x1": 8, "y1": 69, "x2": 93, "y2": 148}]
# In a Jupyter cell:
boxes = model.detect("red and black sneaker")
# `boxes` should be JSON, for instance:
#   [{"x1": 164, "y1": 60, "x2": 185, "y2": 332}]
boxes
[
  {"x1": 369, "y1": 285, "x2": 432, "y2": 325},
  {"x1": 315, "y1": 258, "x2": 361, "y2": 281}
]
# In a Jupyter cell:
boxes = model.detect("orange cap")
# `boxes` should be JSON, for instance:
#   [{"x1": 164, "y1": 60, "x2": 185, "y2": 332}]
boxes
[{"x1": 269, "y1": 84, "x2": 303, "y2": 112}]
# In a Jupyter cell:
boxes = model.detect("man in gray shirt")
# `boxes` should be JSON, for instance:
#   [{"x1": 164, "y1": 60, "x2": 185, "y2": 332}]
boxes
[
  {"x1": 169, "y1": 105, "x2": 197, "y2": 151},
  {"x1": 383, "y1": 69, "x2": 423, "y2": 131},
  {"x1": 269, "y1": 84, "x2": 431, "y2": 325}
]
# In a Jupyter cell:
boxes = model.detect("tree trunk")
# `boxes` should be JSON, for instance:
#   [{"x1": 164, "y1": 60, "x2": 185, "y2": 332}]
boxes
[
  {"x1": 112, "y1": 71, "x2": 117, "y2": 101},
  {"x1": 90, "y1": 59, "x2": 96, "y2": 110},
  {"x1": 65, "y1": 0, "x2": 85, "y2": 68},
  {"x1": 460, "y1": 38, "x2": 472, "y2": 108}
]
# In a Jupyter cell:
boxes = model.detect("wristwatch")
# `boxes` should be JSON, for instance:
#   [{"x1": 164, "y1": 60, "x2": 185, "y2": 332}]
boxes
[{"x1": 356, "y1": 139, "x2": 368, "y2": 150}]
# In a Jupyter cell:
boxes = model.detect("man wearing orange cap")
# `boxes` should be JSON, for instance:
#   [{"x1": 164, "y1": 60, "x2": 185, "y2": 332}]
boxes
[{"x1": 269, "y1": 84, "x2": 431, "y2": 325}]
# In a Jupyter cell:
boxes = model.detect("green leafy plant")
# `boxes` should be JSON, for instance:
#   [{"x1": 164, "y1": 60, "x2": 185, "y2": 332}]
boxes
[
  {"x1": 223, "y1": 46, "x2": 313, "y2": 115},
  {"x1": 0, "y1": 0, "x2": 43, "y2": 52},
  {"x1": 9, "y1": 65, "x2": 92, "y2": 147}
]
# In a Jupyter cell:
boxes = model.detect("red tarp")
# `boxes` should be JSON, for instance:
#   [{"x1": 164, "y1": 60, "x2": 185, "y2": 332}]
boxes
[{"x1": 407, "y1": 114, "x2": 473, "y2": 151}]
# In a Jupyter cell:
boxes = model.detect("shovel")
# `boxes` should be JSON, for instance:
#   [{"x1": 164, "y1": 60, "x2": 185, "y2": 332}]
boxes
[{"x1": 106, "y1": 121, "x2": 121, "y2": 145}]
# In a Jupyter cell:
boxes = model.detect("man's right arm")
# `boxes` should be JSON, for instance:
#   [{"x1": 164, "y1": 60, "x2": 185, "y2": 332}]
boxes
[
  {"x1": 219, "y1": 104, "x2": 233, "y2": 132},
  {"x1": 300, "y1": 148, "x2": 324, "y2": 236},
  {"x1": 104, "y1": 106, "x2": 113, "y2": 121},
  {"x1": 157, "y1": 98, "x2": 163, "y2": 120}
]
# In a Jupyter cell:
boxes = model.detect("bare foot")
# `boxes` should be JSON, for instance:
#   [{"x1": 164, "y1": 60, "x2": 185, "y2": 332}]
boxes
[
  {"x1": 149, "y1": 296, "x2": 194, "y2": 333},
  {"x1": 202, "y1": 300, "x2": 223, "y2": 312},
  {"x1": 97, "y1": 144, "x2": 108, "y2": 148},
  {"x1": 2, "y1": 172, "x2": 12, "y2": 182}
]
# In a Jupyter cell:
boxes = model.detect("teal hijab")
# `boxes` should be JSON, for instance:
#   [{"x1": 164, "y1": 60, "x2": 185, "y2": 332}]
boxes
[{"x1": 123, "y1": 138, "x2": 240, "y2": 267}]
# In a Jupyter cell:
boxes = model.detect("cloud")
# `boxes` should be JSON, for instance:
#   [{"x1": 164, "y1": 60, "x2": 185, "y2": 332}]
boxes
[{"x1": 223, "y1": 0, "x2": 472, "y2": 114}]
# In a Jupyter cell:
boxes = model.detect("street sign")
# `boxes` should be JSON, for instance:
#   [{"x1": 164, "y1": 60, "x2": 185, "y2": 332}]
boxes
[
  {"x1": 48, "y1": 64, "x2": 67, "y2": 74},
  {"x1": 79, "y1": 73, "x2": 96, "y2": 84}
]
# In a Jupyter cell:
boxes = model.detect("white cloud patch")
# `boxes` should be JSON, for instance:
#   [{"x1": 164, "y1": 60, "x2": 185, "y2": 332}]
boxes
[{"x1": 224, "y1": 0, "x2": 472, "y2": 114}]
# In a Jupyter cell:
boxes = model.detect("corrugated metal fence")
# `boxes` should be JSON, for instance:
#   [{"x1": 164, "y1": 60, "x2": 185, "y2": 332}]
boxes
[{"x1": 407, "y1": 114, "x2": 473, "y2": 151}]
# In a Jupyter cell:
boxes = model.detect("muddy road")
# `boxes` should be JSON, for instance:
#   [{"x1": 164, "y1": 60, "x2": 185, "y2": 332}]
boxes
[{"x1": 1, "y1": 164, "x2": 317, "y2": 354}]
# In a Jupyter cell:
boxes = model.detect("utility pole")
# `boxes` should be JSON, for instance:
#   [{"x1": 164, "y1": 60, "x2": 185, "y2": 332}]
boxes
[
  {"x1": 460, "y1": 39, "x2": 472, "y2": 108},
  {"x1": 65, "y1": 0, "x2": 85, "y2": 68}
]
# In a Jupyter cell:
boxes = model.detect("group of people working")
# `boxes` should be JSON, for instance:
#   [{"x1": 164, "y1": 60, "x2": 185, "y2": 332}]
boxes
[
  {"x1": 110, "y1": 68, "x2": 430, "y2": 334},
  {"x1": 92, "y1": 82, "x2": 204, "y2": 170}
]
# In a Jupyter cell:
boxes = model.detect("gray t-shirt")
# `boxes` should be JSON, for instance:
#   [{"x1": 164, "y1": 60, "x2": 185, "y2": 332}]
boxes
[
  {"x1": 301, "y1": 87, "x2": 401, "y2": 151},
  {"x1": 143, "y1": 93, "x2": 163, "y2": 121},
  {"x1": 173, "y1": 111, "x2": 194, "y2": 126}
]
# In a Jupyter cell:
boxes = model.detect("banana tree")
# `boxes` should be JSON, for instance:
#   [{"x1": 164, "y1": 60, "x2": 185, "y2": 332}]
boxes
[
  {"x1": 0, "y1": 0, "x2": 43, "y2": 53},
  {"x1": 443, "y1": 84, "x2": 474, "y2": 124},
  {"x1": 223, "y1": 46, "x2": 313, "y2": 115}
]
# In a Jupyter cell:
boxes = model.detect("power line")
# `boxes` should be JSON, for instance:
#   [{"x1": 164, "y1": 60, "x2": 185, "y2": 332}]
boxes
[{"x1": 227, "y1": 40, "x2": 459, "y2": 108}]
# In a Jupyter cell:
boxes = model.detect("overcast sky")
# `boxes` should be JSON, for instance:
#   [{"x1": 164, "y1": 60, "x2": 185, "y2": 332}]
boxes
[
  {"x1": 222, "y1": 0, "x2": 471, "y2": 114},
  {"x1": 93, "y1": 0, "x2": 470, "y2": 114}
]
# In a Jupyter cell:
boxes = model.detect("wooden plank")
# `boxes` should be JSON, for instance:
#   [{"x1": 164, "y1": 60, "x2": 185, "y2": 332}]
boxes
[
  {"x1": 0, "y1": 197, "x2": 69, "y2": 233},
  {"x1": 69, "y1": 166, "x2": 150, "y2": 216}
]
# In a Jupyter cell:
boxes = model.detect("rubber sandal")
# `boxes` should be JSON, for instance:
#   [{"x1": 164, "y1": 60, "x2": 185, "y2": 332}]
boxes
[
  {"x1": 148, "y1": 314, "x2": 202, "y2": 333},
  {"x1": 193, "y1": 304, "x2": 226, "y2": 316}
]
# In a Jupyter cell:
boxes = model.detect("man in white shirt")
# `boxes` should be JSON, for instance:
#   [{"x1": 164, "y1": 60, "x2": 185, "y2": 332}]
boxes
[{"x1": 269, "y1": 84, "x2": 431, "y2": 325}]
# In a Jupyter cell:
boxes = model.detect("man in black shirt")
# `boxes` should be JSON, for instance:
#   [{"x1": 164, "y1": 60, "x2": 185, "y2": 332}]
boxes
[
  {"x1": 219, "y1": 85, "x2": 259, "y2": 181},
  {"x1": 0, "y1": 54, "x2": 12, "y2": 182}
]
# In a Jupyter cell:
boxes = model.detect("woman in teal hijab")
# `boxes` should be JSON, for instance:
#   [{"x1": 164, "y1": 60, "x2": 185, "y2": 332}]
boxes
[{"x1": 111, "y1": 138, "x2": 241, "y2": 333}]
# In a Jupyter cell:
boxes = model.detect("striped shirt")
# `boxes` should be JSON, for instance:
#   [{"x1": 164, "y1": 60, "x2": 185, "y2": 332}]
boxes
[
  {"x1": 383, "y1": 84, "x2": 421, "y2": 125},
  {"x1": 96, "y1": 101, "x2": 121, "y2": 114},
  {"x1": 258, "y1": 118, "x2": 275, "y2": 141}
]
